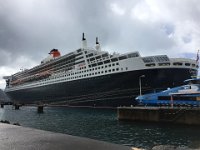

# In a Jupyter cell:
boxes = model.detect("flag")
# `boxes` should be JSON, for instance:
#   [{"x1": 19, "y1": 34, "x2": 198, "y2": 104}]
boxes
[{"x1": 196, "y1": 50, "x2": 199, "y2": 63}]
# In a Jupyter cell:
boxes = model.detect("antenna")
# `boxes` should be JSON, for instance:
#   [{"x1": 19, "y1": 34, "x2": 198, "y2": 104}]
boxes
[{"x1": 82, "y1": 33, "x2": 86, "y2": 41}]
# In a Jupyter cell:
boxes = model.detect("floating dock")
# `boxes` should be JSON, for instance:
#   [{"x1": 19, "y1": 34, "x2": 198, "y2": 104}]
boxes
[
  {"x1": 0, "y1": 123, "x2": 131, "y2": 150},
  {"x1": 118, "y1": 106, "x2": 200, "y2": 125}
]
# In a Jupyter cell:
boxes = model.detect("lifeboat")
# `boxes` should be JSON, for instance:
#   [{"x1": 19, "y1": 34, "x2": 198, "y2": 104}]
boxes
[
  {"x1": 11, "y1": 71, "x2": 52, "y2": 86},
  {"x1": 11, "y1": 79, "x2": 21, "y2": 85}
]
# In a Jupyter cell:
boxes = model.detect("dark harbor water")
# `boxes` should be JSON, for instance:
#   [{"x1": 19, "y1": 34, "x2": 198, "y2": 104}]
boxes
[{"x1": 0, "y1": 105, "x2": 200, "y2": 149}]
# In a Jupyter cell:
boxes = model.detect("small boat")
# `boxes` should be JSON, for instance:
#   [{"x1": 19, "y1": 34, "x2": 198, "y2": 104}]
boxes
[{"x1": 135, "y1": 78, "x2": 200, "y2": 107}]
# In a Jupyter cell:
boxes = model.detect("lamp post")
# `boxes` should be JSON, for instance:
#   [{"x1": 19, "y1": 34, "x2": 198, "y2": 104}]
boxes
[{"x1": 139, "y1": 75, "x2": 145, "y2": 96}]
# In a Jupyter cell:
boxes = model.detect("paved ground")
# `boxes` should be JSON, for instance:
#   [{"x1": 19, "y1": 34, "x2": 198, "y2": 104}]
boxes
[{"x1": 0, "y1": 123, "x2": 131, "y2": 150}]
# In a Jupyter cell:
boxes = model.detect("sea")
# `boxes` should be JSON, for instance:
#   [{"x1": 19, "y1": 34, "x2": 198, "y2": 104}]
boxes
[{"x1": 0, "y1": 105, "x2": 200, "y2": 149}]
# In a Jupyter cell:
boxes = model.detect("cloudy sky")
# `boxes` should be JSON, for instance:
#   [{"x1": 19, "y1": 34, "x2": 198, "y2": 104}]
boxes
[{"x1": 0, "y1": 0, "x2": 200, "y2": 89}]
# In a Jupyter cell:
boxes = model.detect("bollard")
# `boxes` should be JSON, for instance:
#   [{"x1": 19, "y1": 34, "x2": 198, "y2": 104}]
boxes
[
  {"x1": 14, "y1": 104, "x2": 20, "y2": 110},
  {"x1": 1, "y1": 104, "x2": 4, "y2": 108},
  {"x1": 37, "y1": 105, "x2": 44, "y2": 113}
]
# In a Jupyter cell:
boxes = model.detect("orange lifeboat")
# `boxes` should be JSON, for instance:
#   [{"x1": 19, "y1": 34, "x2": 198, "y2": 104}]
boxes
[
  {"x1": 38, "y1": 71, "x2": 51, "y2": 78},
  {"x1": 11, "y1": 79, "x2": 21, "y2": 85}
]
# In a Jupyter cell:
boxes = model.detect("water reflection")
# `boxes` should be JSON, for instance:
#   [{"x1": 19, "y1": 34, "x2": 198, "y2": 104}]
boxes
[{"x1": 0, "y1": 105, "x2": 200, "y2": 149}]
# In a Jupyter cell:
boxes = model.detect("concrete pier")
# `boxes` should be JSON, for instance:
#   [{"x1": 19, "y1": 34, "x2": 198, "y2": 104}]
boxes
[
  {"x1": 118, "y1": 107, "x2": 200, "y2": 125},
  {"x1": 0, "y1": 123, "x2": 131, "y2": 150}
]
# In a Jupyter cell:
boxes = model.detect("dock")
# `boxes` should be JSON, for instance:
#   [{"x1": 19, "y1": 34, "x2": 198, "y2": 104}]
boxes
[
  {"x1": 118, "y1": 106, "x2": 200, "y2": 125},
  {"x1": 0, "y1": 123, "x2": 131, "y2": 150}
]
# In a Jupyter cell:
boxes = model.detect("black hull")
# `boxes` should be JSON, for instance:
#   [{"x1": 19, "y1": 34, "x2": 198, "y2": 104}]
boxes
[{"x1": 5, "y1": 68, "x2": 196, "y2": 107}]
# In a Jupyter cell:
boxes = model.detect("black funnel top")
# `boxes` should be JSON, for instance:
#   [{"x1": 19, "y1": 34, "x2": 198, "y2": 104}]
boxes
[
  {"x1": 82, "y1": 33, "x2": 86, "y2": 41},
  {"x1": 96, "y1": 37, "x2": 99, "y2": 44}
]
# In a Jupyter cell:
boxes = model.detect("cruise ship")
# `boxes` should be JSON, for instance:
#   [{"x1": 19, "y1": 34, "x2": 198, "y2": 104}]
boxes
[{"x1": 3, "y1": 33, "x2": 199, "y2": 107}]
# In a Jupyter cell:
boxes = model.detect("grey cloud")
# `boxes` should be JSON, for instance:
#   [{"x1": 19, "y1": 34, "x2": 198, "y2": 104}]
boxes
[
  {"x1": 0, "y1": 49, "x2": 12, "y2": 65},
  {"x1": 0, "y1": 0, "x2": 199, "y2": 70},
  {"x1": 182, "y1": 35, "x2": 192, "y2": 44},
  {"x1": 1, "y1": 0, "x2": 200, "y2": 89},
  {"x1": 0, "y1": 0, "x2": 122, "y2": 67},
  {"x1": 161, "y1": 24, "x2": 175, "y2": 36},
  {"x1": 168, "y1": 0, "x2": 200, "y2": 23}
]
